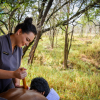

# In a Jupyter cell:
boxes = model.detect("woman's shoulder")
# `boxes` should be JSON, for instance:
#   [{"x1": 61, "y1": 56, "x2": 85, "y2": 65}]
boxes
[
  {"x1": 0, "y1": 34, "x2": 7, "y2": 42},
  {"x1": 0, "y1": 35, "x2": 5, "y2": 52}
]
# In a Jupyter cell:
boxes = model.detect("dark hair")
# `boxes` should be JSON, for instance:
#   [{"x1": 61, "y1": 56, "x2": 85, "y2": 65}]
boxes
[
  {"x1": 30, "y1": 77, "x2": 50, "y2": 97},
  {"x1": 14, "y1": 17, "x2": 37, "y2": 35}
]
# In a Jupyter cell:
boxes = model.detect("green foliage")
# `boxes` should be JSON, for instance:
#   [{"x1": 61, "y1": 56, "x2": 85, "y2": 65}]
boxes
[{"x1": 22, "y1": 34, "x2": 100, "y2": 100}]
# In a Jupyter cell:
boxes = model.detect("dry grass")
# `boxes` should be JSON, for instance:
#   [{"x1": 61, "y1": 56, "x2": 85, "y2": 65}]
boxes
[{"x1": 21, "y1": 34, "x2": 100, "y2": 100}]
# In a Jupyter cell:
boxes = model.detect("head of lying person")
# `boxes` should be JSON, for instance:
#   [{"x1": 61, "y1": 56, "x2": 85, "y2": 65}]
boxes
[{"x1": 30, "y1": 77, "x2": 50, "y2": 97}]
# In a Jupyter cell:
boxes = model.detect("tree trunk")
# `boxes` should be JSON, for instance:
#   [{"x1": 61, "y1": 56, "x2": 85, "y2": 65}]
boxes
[
  {"x1": 8, "y1": 8, "x2": 18, "y2": 33},
  {"x1": 81, "y1": 25, "x2": 83, "y2": 37},
  {"x1": 28, "y1": 30, "x2": 41, "y2": 64},
  {"x1": 99, "y1": 22, "x2": 100, "y2": 35},
  {"x1": 51, "y1": 28, "x2": 55, "y2": 48},
  {"x1": 8, "y1": 19, "x2": 11, "y2": 33},
  {"x1": 56, "y1": 29, "x2": 58, "y2": 48},
  {"x1": 22, "y1": 39, "x2": 35, "y2": 58},
  {"x1": 64, "y1": 2, "x2": 70, "y2": 68},
  {"x1": 64, "y1": 25, "x2": 69, "y2": 68},
  {"x1": 28, "y1": 0, "x2": 53, "y2": 64}
]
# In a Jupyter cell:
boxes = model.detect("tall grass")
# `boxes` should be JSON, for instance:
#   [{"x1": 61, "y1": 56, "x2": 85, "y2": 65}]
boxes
[{"x1": 21, "y1": 34, "x2": 100, "y2": 100}]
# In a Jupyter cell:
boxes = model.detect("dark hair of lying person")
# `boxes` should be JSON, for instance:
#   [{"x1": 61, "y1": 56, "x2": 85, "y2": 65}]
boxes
[{"x1": 30, "y1": 77, "x2": 50, "y2": 97}]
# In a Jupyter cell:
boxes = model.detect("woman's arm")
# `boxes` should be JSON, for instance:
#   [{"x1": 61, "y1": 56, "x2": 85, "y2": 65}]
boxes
[
  {"x1": 0, "y1": 68, "x2": 27, "y2": 79},
  {"x1": 0, "y1": 69, "x2": 15, "y2": 79}
]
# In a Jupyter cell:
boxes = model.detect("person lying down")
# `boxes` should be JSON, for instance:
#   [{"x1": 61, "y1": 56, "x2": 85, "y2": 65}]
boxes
[
  {"x1": 0, "y1": 77, "x2": 60, "y2": 100},
  {"x1": 0, "y1": 88, "x2": 47, "y2": 100}
]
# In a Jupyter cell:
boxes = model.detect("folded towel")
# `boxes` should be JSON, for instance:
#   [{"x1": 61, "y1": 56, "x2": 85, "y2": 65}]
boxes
[{"x1": 46, "y1": 88, "x2": 60, "y2": 100}]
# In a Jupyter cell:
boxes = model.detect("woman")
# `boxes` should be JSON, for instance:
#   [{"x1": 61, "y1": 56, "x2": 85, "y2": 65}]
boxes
[{"x1": 0, "y1": 17, "x2": 37, "y2": 93}]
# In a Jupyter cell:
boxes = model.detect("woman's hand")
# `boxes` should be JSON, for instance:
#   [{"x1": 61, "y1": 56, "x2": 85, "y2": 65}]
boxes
[{"x1": 13, "y1": 68, "x2": 27, "y2": 79}]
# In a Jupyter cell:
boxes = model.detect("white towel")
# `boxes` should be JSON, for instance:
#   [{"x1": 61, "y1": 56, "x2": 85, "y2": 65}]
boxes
[{"x1": 46, "y1": 88, "x2": 60, "y2": 100}]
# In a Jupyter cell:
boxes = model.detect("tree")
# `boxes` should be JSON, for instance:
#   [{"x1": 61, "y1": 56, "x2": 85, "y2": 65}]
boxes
[
  {"x1": 0, "y1": 0, "x2": 100, "y2": 67},
  {"x1": 29, "y1": 0, "x2": 98, "y2": 63},
  {"x1": 26, "y1": 0, "x2": 100, "y2": 65},
  {"x1": 64, "y1": 1, "x2": 70, "y2": 68},
  {"x1": 28, "y1": 0, "x2": 54, "y2": 64},
  {"x1": 0, "y1": 0, "x2": 37, "y2": 34}
]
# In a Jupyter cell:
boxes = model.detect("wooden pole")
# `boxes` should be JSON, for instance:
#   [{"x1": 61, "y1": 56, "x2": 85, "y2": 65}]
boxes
[{"x1": 22, "y1": 69, "x2": 27, "y2": 89}]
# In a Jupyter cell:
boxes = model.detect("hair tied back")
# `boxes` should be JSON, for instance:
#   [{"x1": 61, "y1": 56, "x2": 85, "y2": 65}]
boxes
[{"x1": 24, "y1": 17, "x2": 33, "y2": 24}]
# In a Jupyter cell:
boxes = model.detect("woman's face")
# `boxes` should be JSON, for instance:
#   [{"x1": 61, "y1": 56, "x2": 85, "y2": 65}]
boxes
[{"x1": 16, "y1": 30, "x2": 36, "y2": 47}]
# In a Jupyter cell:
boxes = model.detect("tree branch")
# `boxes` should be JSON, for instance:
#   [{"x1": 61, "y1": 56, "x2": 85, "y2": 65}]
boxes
[
  {"x1": 0, "y1": 20, "x2": 8, "y2": 30},
  {"x1": 68, "y1": 24, "x2": 75, "y2": 54},
  {"x1": 77, "y1": 0, "x2": 85, "y2": 12},
  {"x1": 40, "y1": 0, "x2": 54, "y2": 26},
  {"x1": 46, "y1": 1, "x2": 70, "y2": 23},
  {"x1": 0, "y1": 27, "x2": 6, "y2": 35},
  {"x1": 38, "y1": 0, "x2": 47, "y2": 23},
  {"x1": 8, "y1": 8, "x2": 18, "y2": 33},
  {"x1": 42, "y1": 1, "x2": 97, "y2": 33}
]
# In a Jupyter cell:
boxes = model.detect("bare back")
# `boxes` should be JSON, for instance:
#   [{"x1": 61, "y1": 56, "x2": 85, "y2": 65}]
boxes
[{"x1": 0, "y1": 88, "x2": 47, "y2": 100}]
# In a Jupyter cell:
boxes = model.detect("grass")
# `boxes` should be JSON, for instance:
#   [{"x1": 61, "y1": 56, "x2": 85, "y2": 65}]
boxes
[{"x1": 21, "y1": 33, "x2": 100, "y2": 100}]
